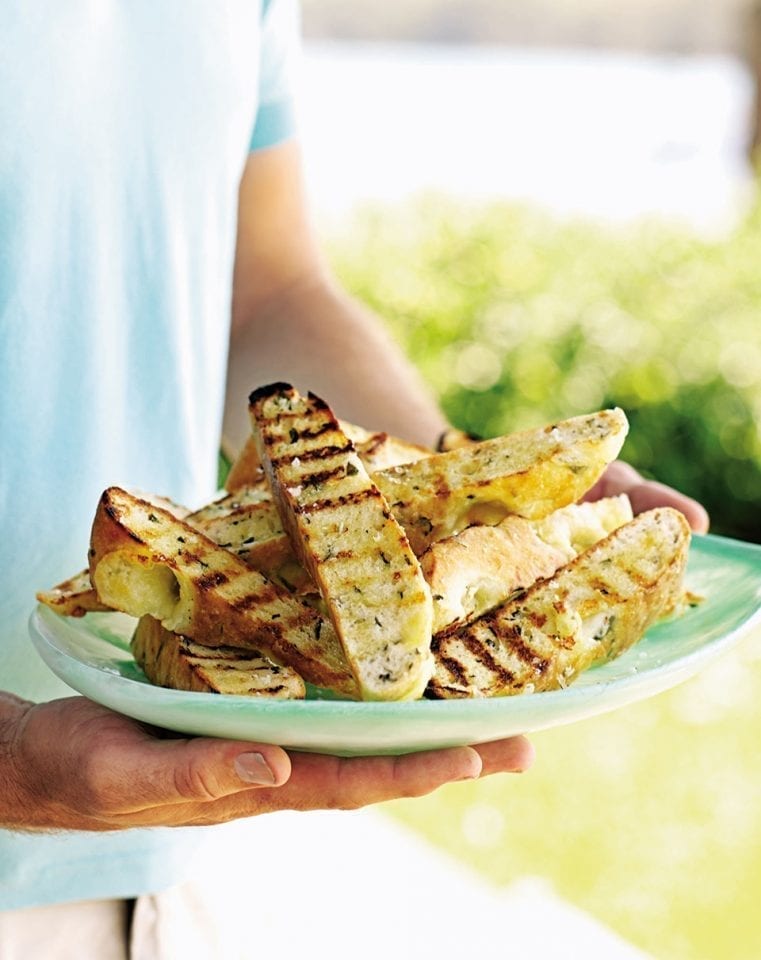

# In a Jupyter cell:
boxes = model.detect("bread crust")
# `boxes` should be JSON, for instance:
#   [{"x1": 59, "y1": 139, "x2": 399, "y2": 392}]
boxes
[
  {"x1": 36, "y1": 569, "x2": 112, "y2": 618},
  {"x1": 249, "y1": 384, "x2": 434, "y2": 702},
  {"x1": 428, "y1": 507, "x2": 690, "y2": 698},
  {"x1": 89, "y1": 487, "x2": 358, "y2": 697},
  {"x1": 421, "y1": 496, "x2": 633, "y2": 632},
  {"x1": 216, "y1": 408, "x2": 629, "y2": 574},
  {"x1": 131, "y1": 615, "x2": 306, "y2": 698},
  {"x1": 376, "y1": 409, "x2": 629, "y2": 554},
  {"x1": 226, "y1": 422, "x2": 431, "y2": 491}
]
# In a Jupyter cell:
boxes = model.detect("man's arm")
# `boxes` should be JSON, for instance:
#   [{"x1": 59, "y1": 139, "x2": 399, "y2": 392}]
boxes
[
  {"x1": 222, "y1": 142, "x2": 447, "y2": 456},
  {"x1": 223, "y1": 141, "x2": 710, "y2": 535},
  {"x1": 0, "y1": 143, "x2": 539, "y2": 836},
  {"x1": 1, "y1": 694, "x2": 532, "y2": 831}
]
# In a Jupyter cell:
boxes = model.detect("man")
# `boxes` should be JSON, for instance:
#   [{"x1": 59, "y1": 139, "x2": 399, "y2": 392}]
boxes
[{"x1": 0, "y1": 2, "x2": 707, "y2": 955}]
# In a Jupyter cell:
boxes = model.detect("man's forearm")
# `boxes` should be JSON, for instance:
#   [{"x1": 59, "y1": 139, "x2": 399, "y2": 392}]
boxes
[
  {"x1": 223, "y1": 275, "x2": 447, "y2": 457},
  {"x1": 0, "y1": 694, "x2": 33, "y2": 830}
]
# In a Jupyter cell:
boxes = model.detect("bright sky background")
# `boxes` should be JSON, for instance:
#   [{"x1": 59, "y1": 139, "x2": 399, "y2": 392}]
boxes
[{"x1": 299, "y1": 42, "x2": 757, "y2": 234}]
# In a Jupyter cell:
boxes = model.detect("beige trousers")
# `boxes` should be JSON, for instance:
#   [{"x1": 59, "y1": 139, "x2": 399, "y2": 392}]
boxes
[{"x1": 0, "y1": 882, "x2": 228, "y2": 960}]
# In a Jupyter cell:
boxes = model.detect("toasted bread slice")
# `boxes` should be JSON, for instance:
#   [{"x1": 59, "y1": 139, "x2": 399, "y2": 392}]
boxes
[
  {"x1": 222, "y1": 444, "x2": 270, "y2": 495},
  {"x1": 421, "y1": 496, "x2": 633, "y2": 632},
  {"x1": 89, "y1": 487, "x2": 358, "y2": 697},
  {"x1": 185, "y1": 487, "x2": 307, "y2": 587},
  {"x1": 436, "y1": 427, "x2": 480, "y2": 452},
  {"x1": 427, "y1": 507, "x2": 690, "y2": 698},
  {"x1": 249, "y1": 383, "x2": 434, "y2": 702},
  {"x1": 37, "y1": 491, "x2": 191, "y2": 617},
  {"x1": 218, "y1": 433, "x2": 431, "y2": 590},
  {"x1": 39, "y1": 489, "x2": 298, "y2": 618},
  {"x1": 186, "y1": 485, "x2": 273, "y2": 525},
  {"x1": 226, "y1": 421, "x2": 374, "y2": 492},
  {"x1": 36, "y1": 569, "x2": 112, "y2": 618},
  {"x1": 352, "y1": 431, "x2": 431, "y2": 473},
  {"x1": 375, "y1": 409, "x2": 629, "y2": 554},
  {"x1": 226, "y1": 422, "x2": 430, "y2": 491},
  {"x1": 219, "y1": 408, "x2": 629, "y2": 579},
  {"x1": 131, "y1": 615, "x2": 306, "y2": 698}
]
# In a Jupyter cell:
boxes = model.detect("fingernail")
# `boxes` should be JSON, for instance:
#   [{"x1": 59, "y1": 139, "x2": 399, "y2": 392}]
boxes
[
  {"x1": 457, "y1": 747, "x2": 483, "y2": 780},
  {"x1": 234, "y1": 752, "x2": 276, "y2": 785}
]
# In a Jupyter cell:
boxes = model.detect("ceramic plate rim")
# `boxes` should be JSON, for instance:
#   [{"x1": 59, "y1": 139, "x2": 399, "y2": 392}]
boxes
[{"x1": 27, "y1": 532, "x2": 761, "y2": 753}]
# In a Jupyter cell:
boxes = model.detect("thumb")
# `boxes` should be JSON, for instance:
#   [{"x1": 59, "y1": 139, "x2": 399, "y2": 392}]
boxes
[{"x1": 113, "y1": 737, "x2": 293, "y2": 810}]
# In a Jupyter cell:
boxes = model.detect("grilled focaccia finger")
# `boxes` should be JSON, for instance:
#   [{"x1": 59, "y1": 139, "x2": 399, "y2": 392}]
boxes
[
  {"x1": 428, "y1": 507, "x2": 690, "y2": 699},
  {"x1": 436, "y1": 427, "x2": 480, "y2": 452},
  {"x1": 37, "y1": 491, "x2": 192, "y2": 617},
  {"x1": 226, "y1": 421, "x2": 373, "y2": 491},
  {"x1": 352, "y1": 431, "x2": 432, "y2": 473},
  {"x1": 131, "y1": 615, "x2": 306, "y2": 698},
  {"x1": 186, "y1": 487, "x2": 310, "y2": 590},
  {"x1": 89, "y1": 487, "x2": 358, "y2": 697},
  {"x1": 249, "y1": 383, "x2": 434, "y2": 702},
  {"x1": 39, "y1": 488, "x2": 303, "y2": 617},
  {"x1": 225, "y1": 407, "x2": 630, "y2": 577},
  {"x1": 36, "y1": 569, "x2": 112, "y2": 618},
  {"x1": 186, "y1": 485, "x2": 273, "y2": 525},
  {"x1": 226, "y1": 422, "x2": 431, "y2": 491},
  {"x1": 209, "y1": 433, "x2": 433, "y2": 590},
  {"x1": 421, "y1": 496, "x2": 634, "y2": 632},
  {"x1": 376, "y1": 409, "x2": 629, "y2": 555},
  {"x1": 215, "y1": 407, "x2": 629, "y2": 582}
]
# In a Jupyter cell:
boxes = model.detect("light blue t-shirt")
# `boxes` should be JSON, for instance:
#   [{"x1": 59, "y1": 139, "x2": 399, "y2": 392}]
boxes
[{"x1": 0, "y1": 0, "x2": 299, "y2": 909}]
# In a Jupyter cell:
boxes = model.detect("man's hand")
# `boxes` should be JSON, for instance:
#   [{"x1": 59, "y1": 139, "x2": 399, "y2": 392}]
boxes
[
  {"x1": 1, "y1": 696, "x2": 533, "y2": 832},
  {"x1": 584, "y1": 460, "x2": 709, "y2": 534}
]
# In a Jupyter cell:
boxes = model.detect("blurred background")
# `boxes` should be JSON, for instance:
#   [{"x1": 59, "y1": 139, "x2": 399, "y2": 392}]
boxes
[{"x1": 292, "y1": 1, "x2": 761, "y2": 957}]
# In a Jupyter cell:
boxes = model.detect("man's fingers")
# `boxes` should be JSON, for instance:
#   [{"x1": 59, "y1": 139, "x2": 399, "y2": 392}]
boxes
[
  {"x1": 471, "y1": 735, "x2": 535, "y2": 777},
  {"x1": 625, "y1": 480, "x2": 709, "y2": 534},
  {"x1": 582, "y1": 459, "x2": 642, "y2": 501},
  {"x1": 256, "y1": 737, "x2": 534, "y2": 814},
  {"x1": 96, "y1": 737, "x2": 293, "y2": 813},
  {"x1": 112, "y1": 735, "x2": 537, "y2": 822},
  {"x1": 12, "y1": 700, "x2": 534, "y2": 830},
  {"x1": 584, "y1": 460, "x2": 710, "y2": 533},
  {"x1": 268, "y1": 745, "x2": 484, "y2": 811}
]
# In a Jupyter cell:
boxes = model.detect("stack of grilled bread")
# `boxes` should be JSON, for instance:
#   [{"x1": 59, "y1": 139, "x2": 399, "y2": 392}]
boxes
[{"x1": 38, "y1": 384, "x2": 691, "y2": 701}]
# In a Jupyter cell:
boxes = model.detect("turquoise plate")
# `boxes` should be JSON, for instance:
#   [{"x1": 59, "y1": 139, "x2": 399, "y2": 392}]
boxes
[{"x1": 29, "y1": 533, "x2": 761, "y2": 756}]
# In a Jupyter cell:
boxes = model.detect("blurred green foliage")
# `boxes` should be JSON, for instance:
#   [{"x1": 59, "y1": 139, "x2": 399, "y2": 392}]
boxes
[
  {"x1": 327, "y1": 196, "x2": 761, "y2": 957},
  {"x1": 387, "y1": 624, "x2": 761, "y2": 960},
  {"x1": 327, "y1": 195, "x2": 761, "y2": 542}
]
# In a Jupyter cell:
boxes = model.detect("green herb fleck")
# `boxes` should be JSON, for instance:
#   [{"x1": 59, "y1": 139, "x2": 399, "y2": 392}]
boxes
[{"x1": 418, "y1": 516, "x2": 433, "y2": 534}]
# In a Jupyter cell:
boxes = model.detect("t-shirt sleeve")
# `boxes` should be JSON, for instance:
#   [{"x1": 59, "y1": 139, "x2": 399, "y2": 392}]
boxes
[{"x1": 250, "y1": 0, "x2": 301, "y2": 151}]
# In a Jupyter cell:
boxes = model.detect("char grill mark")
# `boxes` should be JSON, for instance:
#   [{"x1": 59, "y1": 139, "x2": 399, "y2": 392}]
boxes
[
  {"x1": 196, "y1": 571, "x2": 230, "y2": 590},
  {"x1": 360, "y1": 432, "x2": 389, "y2": 456},
  {"x1": 295, "y1": 487, "x2": 379, "y2": 515},
  {"x1": 103, "y1": 499, "x2": 145, "y2": 544},
  {"x1": 459, "y1": 631, "x2": 512, "y2": 682},
  {"x1": 248, "y1": 382, "x2": 295, "y2": 405},
  {"x1": 228, "y1": 587, "x2": 281, "y2": 612},
  {"x1": 299, "y1": 465, "x2": 354, "y2": 489},
  {"x1": 268, "y1": 442, "x2": 354, "y2": 468},
  {"x1": 437, "y1": 654, "x2": 469, "y2": 688},
  {"x1": 503, "y1": 631, "x2": 550, "y2": 674},
  {"x1": 284, "y1": 420, "x2": 336, "y2": 443}
]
